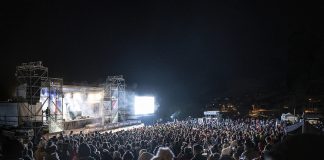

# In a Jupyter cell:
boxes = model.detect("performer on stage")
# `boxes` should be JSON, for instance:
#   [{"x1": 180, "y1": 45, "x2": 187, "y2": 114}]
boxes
[{"x1": 44, "y1": 107, "x2": 50, "y2": 121}]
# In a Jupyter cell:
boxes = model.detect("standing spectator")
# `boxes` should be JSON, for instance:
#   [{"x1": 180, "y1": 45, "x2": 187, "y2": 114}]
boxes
[
  {"x1": 152, "y1": 147, "x2": 175, "y2": 160},
  {"x1": 123, "y1": 150, "x2": 134, "y2": 160},
  {"x1": 78, "y1": 143, "x2": 92, "y2": 160},
  {"x1": 178, "y1": 147, "x2": 193, "y2": 160},
  {"x1": 191, "y1": 144, "x2": 206, "y2": 160},
  {"x1": 35, "y1": 141, "x2": 46, "y2": 160},
  {"x1": 240, "y1": 140, "x2": 259, "y2": 160},
  {"x1": 220, "y1": 143, "x2": 232, "y2": 157},
  {"x1": 113, "y1": 151, "x2": 122, "y2": 160},
  {"x1": 138, "y1": 152, "x2": 153, "y2": 160}
]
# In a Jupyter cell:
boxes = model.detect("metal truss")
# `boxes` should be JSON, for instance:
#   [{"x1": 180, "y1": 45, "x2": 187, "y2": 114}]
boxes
[
  {"x1": 104, "y1": 75, "x2": 127, "y2": 123},
  {"x1": 16, "y1": 61, "x2": 48, "y2": 105},
  {"x1": 42, "y1": 78, "x2": 64, "y2": 133},
  {"x1": 15, "y1": 61, "x2": 64, "y2": 142}
]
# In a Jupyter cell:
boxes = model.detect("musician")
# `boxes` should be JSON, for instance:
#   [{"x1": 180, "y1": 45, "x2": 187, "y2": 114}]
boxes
[{"x1": 44, "y1": 107, "x2": 50, "y2": 121}]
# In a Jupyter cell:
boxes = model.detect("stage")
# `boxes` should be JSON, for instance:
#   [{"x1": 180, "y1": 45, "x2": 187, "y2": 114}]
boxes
[{"x1": 63, "y1": 117, "x2": 102, "y2": 130}]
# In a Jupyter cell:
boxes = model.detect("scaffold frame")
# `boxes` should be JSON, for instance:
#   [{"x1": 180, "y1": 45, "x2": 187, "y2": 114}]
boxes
[
  {"x1": 103, "y1": 75, "x2": 127, "y2": 123},
  {"x1": 15, "y1": 61, "x2": 64, "y2": 142}
]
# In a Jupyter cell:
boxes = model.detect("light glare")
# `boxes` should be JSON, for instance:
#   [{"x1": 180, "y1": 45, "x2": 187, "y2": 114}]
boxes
[{"x1": 134, "y1": 96, "x2": 155, "y2": 115}]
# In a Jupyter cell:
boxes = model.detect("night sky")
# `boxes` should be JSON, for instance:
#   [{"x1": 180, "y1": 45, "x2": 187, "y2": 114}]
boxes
[{"x1": 1, "y1": 1, "x2": 323, "y2": 116}]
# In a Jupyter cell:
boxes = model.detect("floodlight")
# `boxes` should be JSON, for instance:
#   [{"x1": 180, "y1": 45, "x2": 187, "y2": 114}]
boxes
[{"x1": 134, "y1": 96, "x2": 155, "y2": 115}]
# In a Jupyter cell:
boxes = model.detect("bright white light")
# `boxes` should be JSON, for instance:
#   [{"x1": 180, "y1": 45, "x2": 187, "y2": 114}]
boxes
[
  {"x1": 134, "y1": 96, "x2": 155, "y2": 115},
  {"x1": 87, "y1": 92, "x2": 102, "y2": 102}
]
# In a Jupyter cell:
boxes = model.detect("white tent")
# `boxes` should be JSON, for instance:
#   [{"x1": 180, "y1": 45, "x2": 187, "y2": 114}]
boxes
[{"x1": 281, "y1": 113, "x2": 298, "y2": 122}]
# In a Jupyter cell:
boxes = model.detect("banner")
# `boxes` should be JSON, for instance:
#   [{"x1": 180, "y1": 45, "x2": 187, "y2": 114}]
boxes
[
  {"x1": 204, "y1": 111, "x2": 218, "y2": 116},
  {"x1": 112, "y1": 99, "x2": 118, "y2": 110},
  {"x1": 198, "y1": 118, "x2": 204, "y2": 124}
]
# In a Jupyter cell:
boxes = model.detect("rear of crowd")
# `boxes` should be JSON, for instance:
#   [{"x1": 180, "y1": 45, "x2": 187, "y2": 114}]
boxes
[{"x1": 1, "y1": 118, "x2": 324, "y2": 160}]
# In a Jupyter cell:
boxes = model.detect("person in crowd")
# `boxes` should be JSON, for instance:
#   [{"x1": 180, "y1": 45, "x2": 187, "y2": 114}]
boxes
[
  {"x1": 232, "y1": 140, "x2": 244, "y2": 160},
  {"x1": 27, "y1": 149, "x2": 35, "y2": 160},
  {"x1": 207, "y1": 153, "x2": 220, "y2": 160},
  {"x1": 1, "y1": 136, "x2": 25, "y2": 159},
  {"x1": 113, "y1": 151, "x2": 123, "y2": 160},
  {"x1": 102, "y1": 149, "x2": 113, "y2": 160},
  {"x1": 138, "y1": 152, "x2": 153, "y2": 160},
  {"x1": 35, "y1": 140, "x2": 47, "y2": 160},
  {"x1": 177, "y1": 147, "x2": 193, "y2": 160},
  {"x1": 240, "y1": 140, "x2": 259, "y2": 160},
  {"x1": 264, "y1": 137, "x2": 273, "y2": 148},
  {"x1": 220, "y1": 143, "x2": 231, "y2": 157},
  {"x1": 191, "y1": 144, "x2": 206, "y2": 160},
  {"x1": 123, "y1": 150, "x2": 134, "y2": 160},
  {"x1": 78, "y1": 143, "x2": 92, "y2": 160},
  {"x1": 46, "y1": 144, "x2": 60, "y2": 160},
  {"x1": 152, "y1": 147, "x2": 175, "y2": 160}
]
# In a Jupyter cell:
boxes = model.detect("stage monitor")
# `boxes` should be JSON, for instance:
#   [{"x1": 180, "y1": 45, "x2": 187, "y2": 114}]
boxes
[{"x1": 134, "y1": 96, "x2": 155, "y2": 115}]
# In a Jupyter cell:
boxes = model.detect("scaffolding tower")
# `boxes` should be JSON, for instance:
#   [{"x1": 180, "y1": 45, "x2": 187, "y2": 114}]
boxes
[
  {"x1": 15, "y1": 61, "x2": 63, "y2": 141},
  {"x1": 103, "y1": 75, "x2": 127, "y2": 123},
  {"x1": 16, "y1": 61, "x2": 48, "y2": 105}
]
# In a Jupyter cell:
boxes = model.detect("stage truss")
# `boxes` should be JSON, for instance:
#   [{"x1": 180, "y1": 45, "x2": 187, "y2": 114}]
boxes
[
  {"x1": 103, "y1": 75, "x2": 127, "y2": 123},
  {"x1": 15, "y1": 62, "x2": 64, "y2": 137},
  {"x1": 42, "y1": 78, "x2": 64, "y2": 133}
]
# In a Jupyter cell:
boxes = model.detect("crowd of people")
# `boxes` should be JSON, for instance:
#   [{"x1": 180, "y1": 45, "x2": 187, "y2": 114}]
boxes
[{"x1": 1, "y1": 118, "x2": 323, "y2": 160}]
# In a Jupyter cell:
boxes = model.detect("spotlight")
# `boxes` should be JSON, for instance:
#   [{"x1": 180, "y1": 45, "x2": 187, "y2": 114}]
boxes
[{"x1": 134, "y1": 96, "x2": 155, "y2": 115}]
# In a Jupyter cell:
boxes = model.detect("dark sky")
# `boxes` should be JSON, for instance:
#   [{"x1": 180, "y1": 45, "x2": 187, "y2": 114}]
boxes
[{"x1": 1, "y1": 1, "x2": 323, "y2": 115}]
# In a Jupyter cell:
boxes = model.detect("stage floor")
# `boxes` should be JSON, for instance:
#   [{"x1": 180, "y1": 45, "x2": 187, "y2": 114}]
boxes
[{"x1": 64, "y1": 117, "x2": 101, "y2": 130}]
